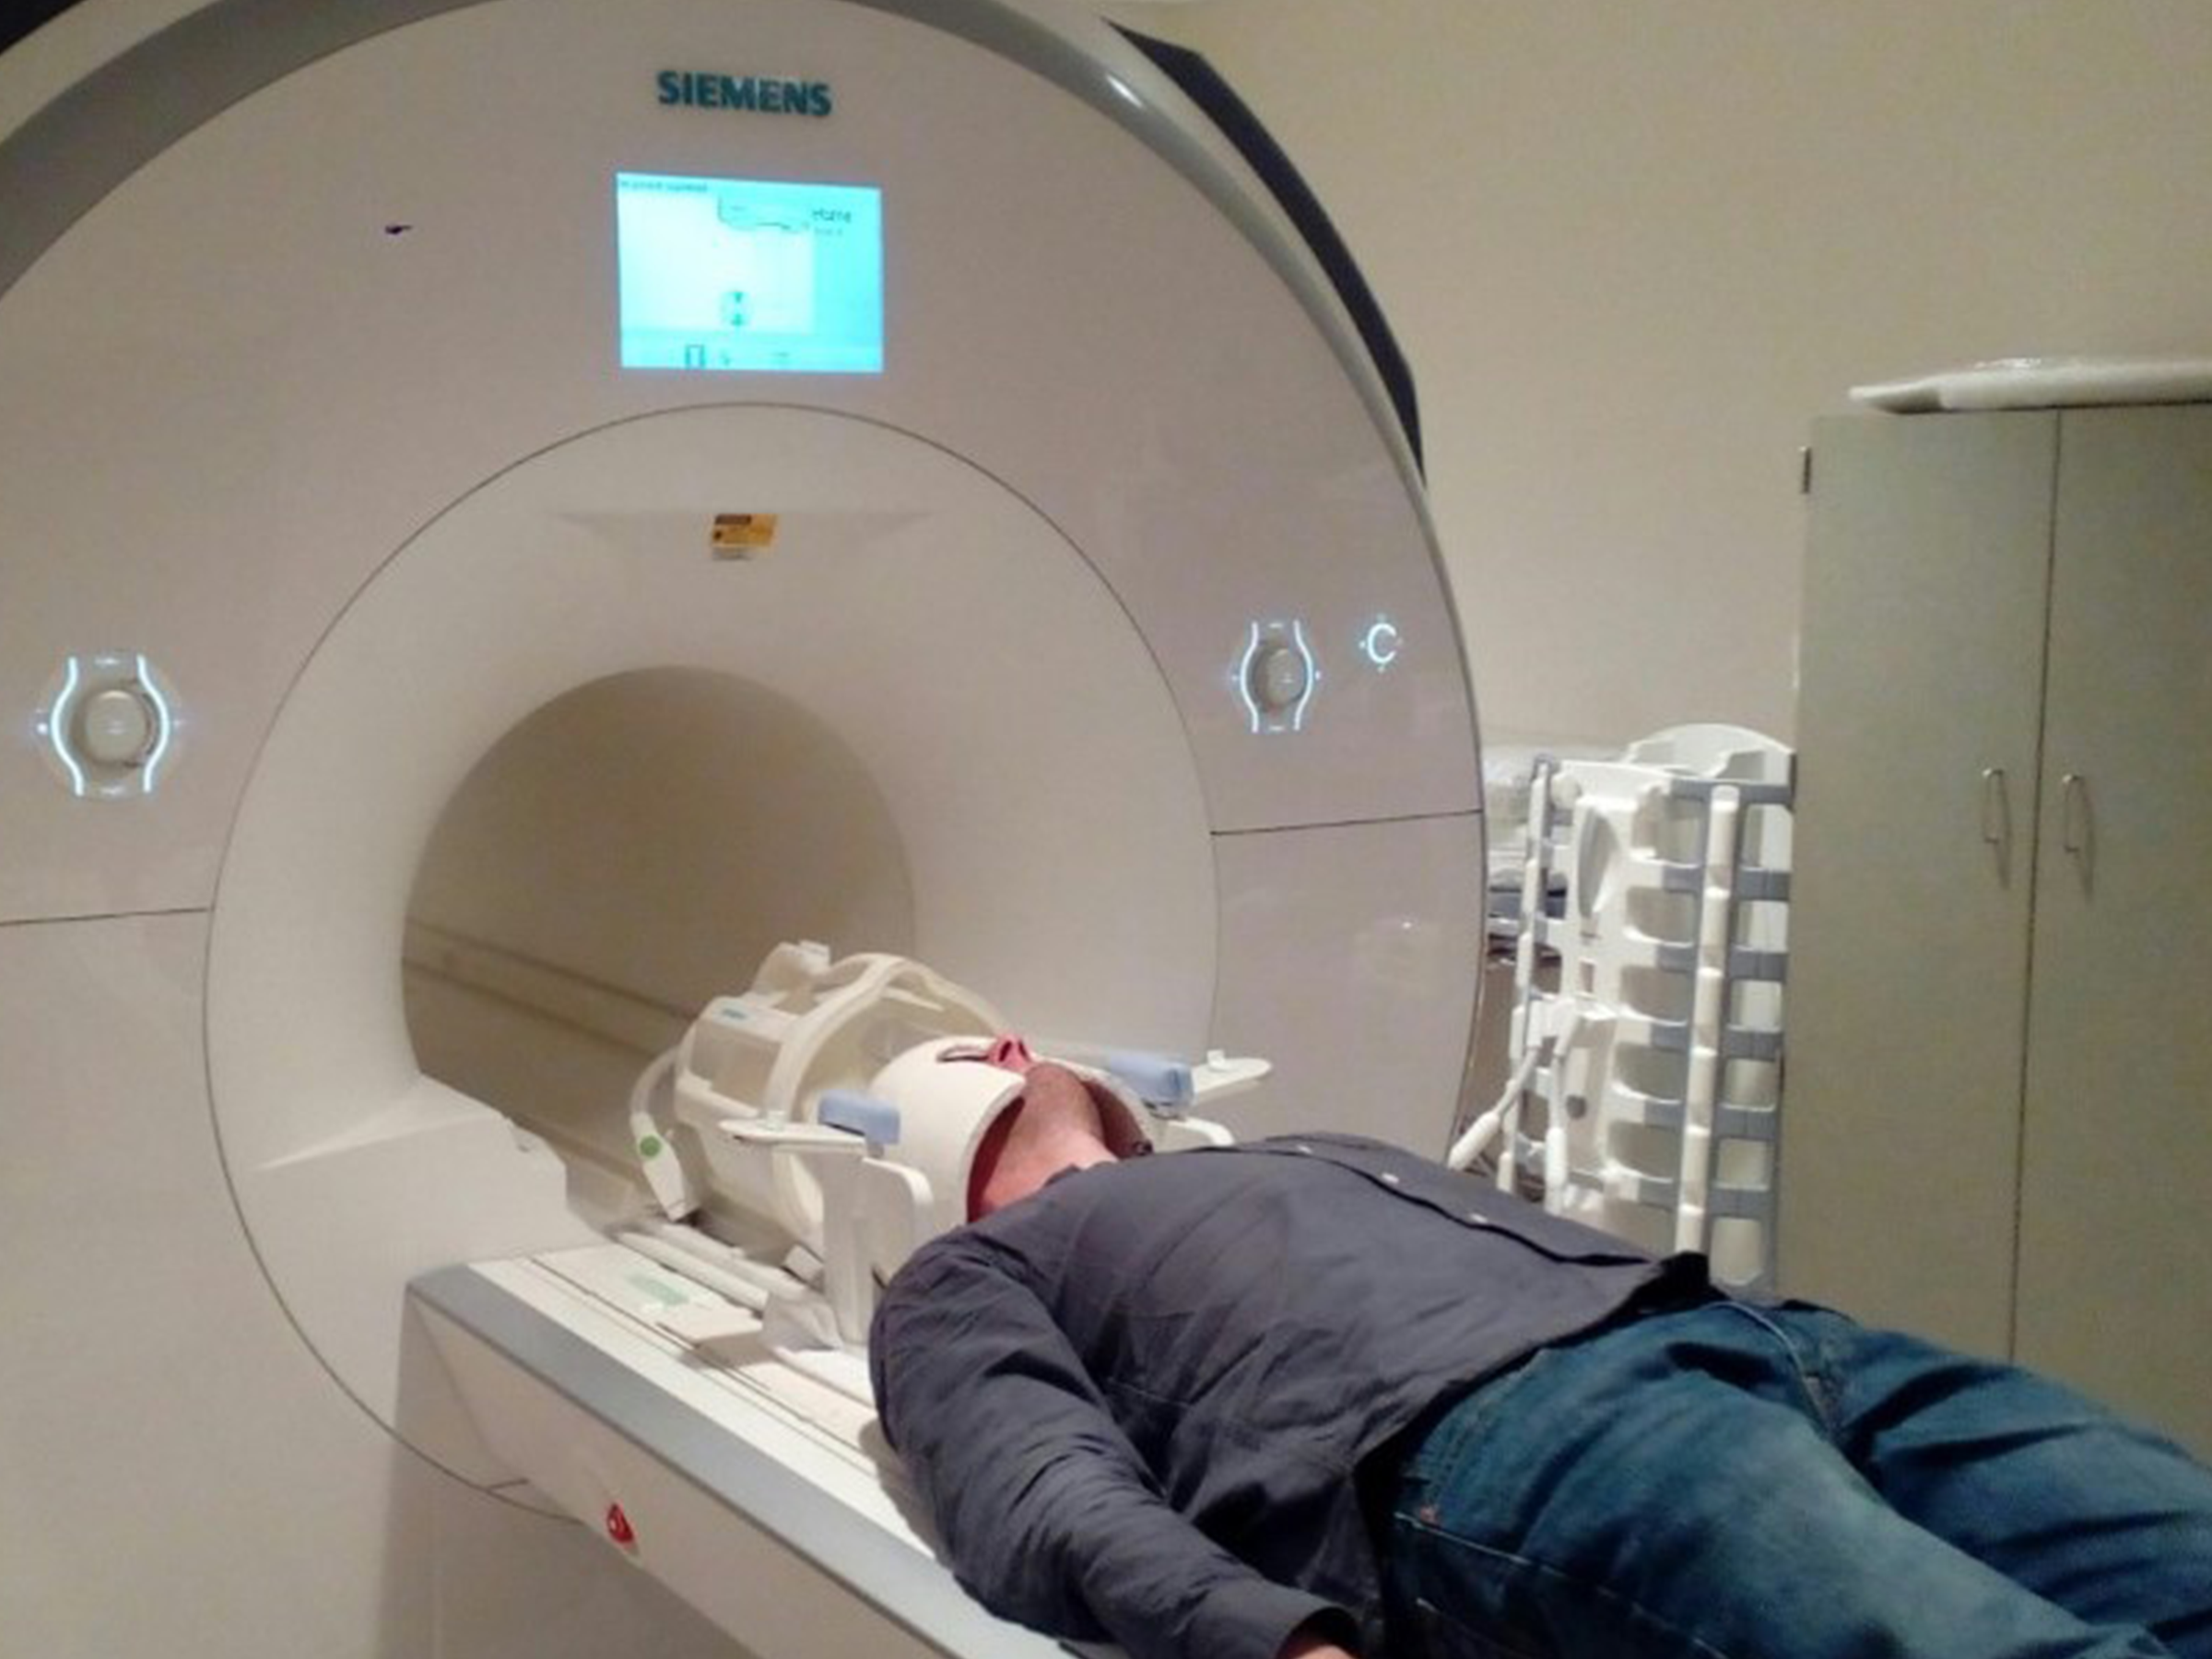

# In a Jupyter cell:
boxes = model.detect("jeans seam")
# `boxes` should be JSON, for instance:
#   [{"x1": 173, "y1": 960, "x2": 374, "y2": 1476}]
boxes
[
  {"x1": 1394, "y1": 1514, "x2": 1744, "y2": 1659},
  {"x1": 1713, "y1": 1301, "x2": 1841, "y2": 1438}
]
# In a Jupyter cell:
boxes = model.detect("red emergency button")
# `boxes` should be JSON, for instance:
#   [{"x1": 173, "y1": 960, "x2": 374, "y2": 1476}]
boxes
[{"x1": 605, "y1": 1502, "x2": 637, "y2": 1548}]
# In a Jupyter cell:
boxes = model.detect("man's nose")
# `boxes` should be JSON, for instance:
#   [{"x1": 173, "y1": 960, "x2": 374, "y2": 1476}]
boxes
[{"x1": 980, "y1": 1034, "x2": 1037, "y2": 1072}]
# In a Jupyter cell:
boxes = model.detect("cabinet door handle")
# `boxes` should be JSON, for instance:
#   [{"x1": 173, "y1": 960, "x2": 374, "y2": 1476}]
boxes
[
  {"x1": 2061, "y1": 773, "x2": 2088, "y2": 852},
  {"x1": 1980, "y1": 768, "x2": 2008, "y2": 846},
  {"x1": 1980, "y1": 767, "x2": 2012, "y2": 877},
  {"x1": 2061, "y1": 772, "x2": 2094, "y2": 882}
]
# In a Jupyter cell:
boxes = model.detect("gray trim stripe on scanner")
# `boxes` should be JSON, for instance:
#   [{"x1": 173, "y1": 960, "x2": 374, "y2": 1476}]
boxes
[{"x1": 407, "y1": 1263, "x2": 1073, "y2": 1659}]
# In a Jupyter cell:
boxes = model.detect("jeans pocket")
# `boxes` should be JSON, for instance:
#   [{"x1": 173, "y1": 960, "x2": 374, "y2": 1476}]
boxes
[{"x1": 1405, "y1": 1347, "x2": 1560, "y2": 1501}]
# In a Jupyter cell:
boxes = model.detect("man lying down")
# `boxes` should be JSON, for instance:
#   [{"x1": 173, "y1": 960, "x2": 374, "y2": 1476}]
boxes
[{"x1": 868, "y1": 1050, "x2": 2212, "y2": 1659}]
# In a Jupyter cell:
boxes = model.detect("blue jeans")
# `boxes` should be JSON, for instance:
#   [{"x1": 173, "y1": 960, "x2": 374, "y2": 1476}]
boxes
[{"x1": 1381, "y1": 1300, "x2": 2212, "y2": 1659}]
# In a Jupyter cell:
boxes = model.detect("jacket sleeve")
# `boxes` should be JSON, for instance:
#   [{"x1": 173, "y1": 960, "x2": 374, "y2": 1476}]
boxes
[{"x1": 869, "y1": 1235, "x2": 1352, "y2": 1659}]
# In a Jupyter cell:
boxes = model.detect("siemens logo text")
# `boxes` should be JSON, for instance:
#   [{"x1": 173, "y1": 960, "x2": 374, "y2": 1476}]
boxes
[{"x1": 657, "y1": 70, "x2": 833, "y2": 117}]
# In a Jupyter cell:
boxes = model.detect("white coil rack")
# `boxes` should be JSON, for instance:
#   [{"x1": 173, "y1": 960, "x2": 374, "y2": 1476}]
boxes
[{"x1": 1457, "y1": 726, "x2": 1794, "y2": 1292}]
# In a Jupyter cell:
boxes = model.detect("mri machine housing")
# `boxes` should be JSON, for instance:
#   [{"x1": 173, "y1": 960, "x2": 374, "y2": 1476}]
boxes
[{"x1": 0, "y1": 1, "x2": 1484, "y2": 1653}]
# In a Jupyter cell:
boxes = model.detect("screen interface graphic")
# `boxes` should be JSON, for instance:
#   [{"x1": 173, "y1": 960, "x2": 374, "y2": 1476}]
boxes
[{"x1": 618, "y1": 173, "x2": 884, "y2": 374}]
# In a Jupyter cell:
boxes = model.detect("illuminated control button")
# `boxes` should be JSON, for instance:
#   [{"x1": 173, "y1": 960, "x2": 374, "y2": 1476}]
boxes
[
  {"x1": 35, "y1": 652, "x2": 177, "y2": 798},
  {"x1": 1247, "y1": 641, "x2": 1310, "y2": 712},
  {"x1": 1234, "y1": 619, "x2": 1319, "y2": 735},
  {"x1": 1359, "y1": 618, "x2": 1402, "y2": 671},
  {"x1": 78, "y1": 687, "x2": 157, "y2": 765}
]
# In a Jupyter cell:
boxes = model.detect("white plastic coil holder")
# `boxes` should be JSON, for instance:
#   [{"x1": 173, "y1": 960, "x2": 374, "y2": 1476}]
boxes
[{"x1": 1467, "y1": 726, "x2": 1792, "y2": 1292}]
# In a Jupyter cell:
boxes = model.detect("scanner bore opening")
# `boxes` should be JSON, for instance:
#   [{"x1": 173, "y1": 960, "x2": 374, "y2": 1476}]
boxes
[{"x1": 402, "y1": 666, "x2": 914, "y2": 1229}]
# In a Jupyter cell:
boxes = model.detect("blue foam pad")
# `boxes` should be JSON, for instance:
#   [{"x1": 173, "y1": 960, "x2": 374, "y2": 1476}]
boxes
[
  {"x1": 818, "y1": 1089, "x2": 901, "y2": 1146},
  {"x1": 1099, "y1": 1051, "x2": 1194, "y2": 1111}
]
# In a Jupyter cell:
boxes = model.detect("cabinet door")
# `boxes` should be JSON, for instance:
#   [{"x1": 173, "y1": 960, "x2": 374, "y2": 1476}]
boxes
[
  {"x1": 2017, "y1": 406, "x2": 2212, "y2": 1454},
  {"x1": 1783, "y1": 413, "x2": 2057, "y2": 1355}
]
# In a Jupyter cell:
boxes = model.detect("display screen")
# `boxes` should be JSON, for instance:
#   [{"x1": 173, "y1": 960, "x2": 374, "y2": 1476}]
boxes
[{"x1": 617, "y1": 173, "x2": 884, "y2": 374}]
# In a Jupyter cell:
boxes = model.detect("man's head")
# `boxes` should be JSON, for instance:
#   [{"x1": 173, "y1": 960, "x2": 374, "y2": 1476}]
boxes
[
  {"x1": 859, "y1": 1036, "x2": 1152, "y2": 1265},
  {"x1": 966, "y1": 1059, "x2": 1124, "y2": 1218}
]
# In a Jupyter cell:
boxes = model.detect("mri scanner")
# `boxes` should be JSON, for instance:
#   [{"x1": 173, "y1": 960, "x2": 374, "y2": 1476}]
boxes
[{"x1": 0, "y1": 1, "x2": 1485, "y2": 1653}]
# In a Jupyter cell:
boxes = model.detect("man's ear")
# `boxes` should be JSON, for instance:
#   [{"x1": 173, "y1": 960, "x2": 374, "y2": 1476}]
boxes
[{"x1": 1083, "y1": 1079, "x2": 1151, "y2": 1159}]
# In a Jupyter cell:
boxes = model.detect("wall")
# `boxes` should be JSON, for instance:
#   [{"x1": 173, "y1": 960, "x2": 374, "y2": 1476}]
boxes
[{"x1": 1107, "y1": 1, "x2": 2212, "y2": 747}]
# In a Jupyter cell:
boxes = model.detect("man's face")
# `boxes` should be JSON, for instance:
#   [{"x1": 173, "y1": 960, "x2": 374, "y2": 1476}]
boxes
[
  {"x1": 948, "y1": 1040, "x2": 1110, "y2": 1145},
  {"x1": 964, "y1": 1055, "x2": 1125, "y2": 1218},
  {"x1": 1001, "y1": 1061, "x2": 1109, "y2": 1141}
]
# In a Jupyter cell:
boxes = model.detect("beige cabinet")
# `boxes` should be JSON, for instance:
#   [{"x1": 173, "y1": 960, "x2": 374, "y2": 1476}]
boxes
[{"x1": 1783, "y1": 405, "x2": 2212, "y2": 1456}]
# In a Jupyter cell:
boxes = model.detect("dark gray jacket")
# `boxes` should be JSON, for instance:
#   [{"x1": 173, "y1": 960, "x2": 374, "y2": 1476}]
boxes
[{"x1": 870, "y1": 1134, "x2": 1702, "y2": 1659}]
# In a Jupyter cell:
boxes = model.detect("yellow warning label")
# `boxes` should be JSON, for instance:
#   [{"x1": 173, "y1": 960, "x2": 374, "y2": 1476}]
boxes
[{"x1": 712, "y1": 512, "x2": 779, "y2": 556}]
